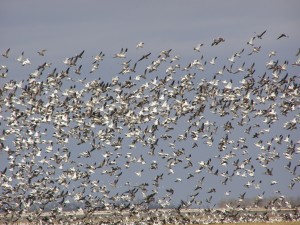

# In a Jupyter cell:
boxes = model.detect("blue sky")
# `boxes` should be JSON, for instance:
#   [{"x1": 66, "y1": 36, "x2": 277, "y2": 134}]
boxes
[{"x1": 1, "y1": 1, "x2": 300, "y2": 208}]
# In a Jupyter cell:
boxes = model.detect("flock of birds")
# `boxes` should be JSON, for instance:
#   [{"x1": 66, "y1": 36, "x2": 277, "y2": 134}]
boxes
[{"x1": 0, "y1": 31, "x2": 300, "y2": 224}]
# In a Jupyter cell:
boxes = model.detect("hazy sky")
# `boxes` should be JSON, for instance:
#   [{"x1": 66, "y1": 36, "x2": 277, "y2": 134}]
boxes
[
  {"x1": 1, "y1": 1, "x2": 300, "y2": 208},
  {"x1": 2, "y1": 1, "x2": 300, "y2": 85},
  {"x1": 1, "y1": 1, "x2": 300, "y2": 58}
]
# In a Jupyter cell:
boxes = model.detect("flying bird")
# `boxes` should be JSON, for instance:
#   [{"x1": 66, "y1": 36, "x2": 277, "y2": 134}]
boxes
[
  {"x1": 113, "y1": 48, "x2": 128, "y2": 58},
  {"x1": 211, "y1": 37, "x2": 225, "y2": 46},
  {"x1": 194, "y1": 43, "x2": 204, "y2": 52},
  {"x1": 38, "y1": 49, "x2": 47, "y2": 56},
  {"x1": 277, "y1": 33, "x2": 289, "y2": 39},
  {"x1": 2, "y1": 48, "x2": 10, "y2": 58},
  {"x1": 136, "y1": 41, "x2": 144, "y2": 49},
  {"x1": 256, "y1": 30, "x2": 267, "y2": 39}
]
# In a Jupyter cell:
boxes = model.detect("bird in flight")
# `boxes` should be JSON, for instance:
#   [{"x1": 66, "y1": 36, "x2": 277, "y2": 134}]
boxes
[
  {"x1": 38, "y1": 49, "x2": 47, "y2": 56},
  {"x1": 277, "y1": 33, "x2": 289, "y2": 39},
  {"x1": 136, "y1": 42, "x2": 144, "y2": 49},
  {"x1": 194, "y1": 43, "x2": 204, "y2": 52},
  {"x1": 255, "y1": 30, "x2": 267, "y2": 39},
  {"x1": 2, "y1": 48, "x2": 10, "y2": 58},
  {"x1": 211, "y1": 37, "x2": 225, "y2": 46},
  {"x1": 113, "y1": 48, "x2": 128, "y2": 58}
]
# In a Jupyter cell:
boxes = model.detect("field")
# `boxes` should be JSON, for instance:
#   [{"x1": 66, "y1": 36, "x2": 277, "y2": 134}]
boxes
[
  {"x1": 1, "y1": 208, "x2": 299, "y2": 225},
  {"x1": 185, "y1": 223, "x2": 300, "y2": 225},
  {"x1": 189, "y1": 223, "x2": 300, "y2": 225},
  {"x1": 1, "y1": 220, "x2": 299, "y2": 225}
]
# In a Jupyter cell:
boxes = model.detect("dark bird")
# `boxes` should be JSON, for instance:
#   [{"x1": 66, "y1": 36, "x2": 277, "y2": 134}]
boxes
[
  {"x1": 77, "y1": 50, "x2": 85, "y2": 58},
  {"x1": 211, "y1": 37, "x2": 225, "y2": 46},
  {"x1": 256, "y1": 30, "x2": 267, "y2": 39},
  {"x1": 137, "y1": 52, "x2": 151, "y2": 62},
  {"x1": 277, "y1": 33, "x2": 289, "y2": 39},
  {"x1": 296, "y1": 48, "x2": 300, "y2": 57}
]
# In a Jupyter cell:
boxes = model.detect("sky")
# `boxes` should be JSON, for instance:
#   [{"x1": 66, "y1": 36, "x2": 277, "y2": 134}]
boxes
[
  {"x1": 1, "y1": 1, "x2": 300, "y2": 59},
  {"x1": 1, "y1": 0, "x2": 300, "y2": 209}
]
